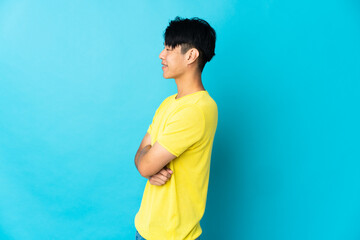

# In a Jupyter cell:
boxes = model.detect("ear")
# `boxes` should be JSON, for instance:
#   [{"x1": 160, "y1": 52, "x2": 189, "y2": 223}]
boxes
[{"x1": 185, "y1": 48, "x2": 200, "y2": 65}]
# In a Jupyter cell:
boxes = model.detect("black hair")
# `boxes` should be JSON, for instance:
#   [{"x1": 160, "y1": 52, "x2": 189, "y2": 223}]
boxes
[{"x1": 164, "y1": 16, "x2": 216, "y2": 72}]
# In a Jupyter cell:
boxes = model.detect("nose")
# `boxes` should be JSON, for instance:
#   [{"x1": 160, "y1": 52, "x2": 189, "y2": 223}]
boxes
[{"x1": 159, "y1": 48, "x2": 166, "y2": 60}]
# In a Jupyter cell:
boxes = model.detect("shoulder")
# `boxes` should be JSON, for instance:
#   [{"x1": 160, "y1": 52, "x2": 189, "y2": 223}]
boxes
[
  {"x1": 195, "y1": 92, "x2": 218, "y2": 114},
  {"x1": 170, "y1": 103, "x2": 205, "y2": 123},
  {"x1": 176, "y1": 103, "x2": 204, "y2": 114}
]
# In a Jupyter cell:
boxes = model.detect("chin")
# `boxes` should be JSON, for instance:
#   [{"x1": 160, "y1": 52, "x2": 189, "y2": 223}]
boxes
[{"x1": 163, "y1": 74, "x2": 173, "y2": 79}]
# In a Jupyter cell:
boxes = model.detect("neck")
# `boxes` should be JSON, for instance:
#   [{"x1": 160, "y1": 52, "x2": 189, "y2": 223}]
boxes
[{"x1": 174, "y1": 71, "x2": 205, "y2": 99}]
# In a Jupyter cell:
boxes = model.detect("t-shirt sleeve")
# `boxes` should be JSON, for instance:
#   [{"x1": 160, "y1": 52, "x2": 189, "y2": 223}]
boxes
[
  {"x1": 147, "y1": 124, "x2": 152, "y2": 134},
  {"x1": 147, "y1": 114, "x2": 155, "y2": 134},
  {"x1": 157, "y1": 105, "x2": 205, "y2": 157}
]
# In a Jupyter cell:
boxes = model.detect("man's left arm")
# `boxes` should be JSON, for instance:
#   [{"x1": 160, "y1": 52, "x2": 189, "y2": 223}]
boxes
[{"x1": 135, "y1": 142, "x2": 176, "y2": 178}]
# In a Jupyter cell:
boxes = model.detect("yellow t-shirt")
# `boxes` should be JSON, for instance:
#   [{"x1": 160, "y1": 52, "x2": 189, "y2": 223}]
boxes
[{"x1": 135, "y1": 90, "x2": 218, "y2": 240}]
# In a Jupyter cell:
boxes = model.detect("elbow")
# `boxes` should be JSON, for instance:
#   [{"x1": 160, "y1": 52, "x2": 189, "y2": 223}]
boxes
[
  {"x1": 140, "y1": 172, "x2": 152, "y2": 178},
  {"x1": 138, "y1": 165, "x2": 153, "y2": 178}
]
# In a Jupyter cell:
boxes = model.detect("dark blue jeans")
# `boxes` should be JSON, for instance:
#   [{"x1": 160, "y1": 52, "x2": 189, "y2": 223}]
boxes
[{"x1": 136, "y1": 230, "x2": 200, "y2": 240}]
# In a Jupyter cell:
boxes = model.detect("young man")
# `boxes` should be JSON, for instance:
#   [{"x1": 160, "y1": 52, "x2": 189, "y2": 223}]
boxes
[{"x1": 134, "y1": 17, "x2": 218, "y2": 240}]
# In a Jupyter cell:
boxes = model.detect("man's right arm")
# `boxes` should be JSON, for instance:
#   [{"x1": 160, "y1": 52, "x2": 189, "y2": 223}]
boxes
[{"x1": 134, "y1": 132, "x2": 173, "y2": 185}]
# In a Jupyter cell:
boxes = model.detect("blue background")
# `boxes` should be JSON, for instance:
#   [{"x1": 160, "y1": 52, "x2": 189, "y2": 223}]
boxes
[{"x1": 0, "y1": 0, "x2": 359, "y2": 239}]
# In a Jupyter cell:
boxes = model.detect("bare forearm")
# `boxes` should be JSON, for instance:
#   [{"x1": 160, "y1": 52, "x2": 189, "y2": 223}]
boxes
[{"x1": 135, "y1": 145, "x2": 152, "y2": 175}]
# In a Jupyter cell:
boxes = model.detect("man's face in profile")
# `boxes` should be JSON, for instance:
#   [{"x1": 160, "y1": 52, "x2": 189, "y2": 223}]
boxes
[{"x1": 159, "y1": 44, "x2": 187, "y2": 79}]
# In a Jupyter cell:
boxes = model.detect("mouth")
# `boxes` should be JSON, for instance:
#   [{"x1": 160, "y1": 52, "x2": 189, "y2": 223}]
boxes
[{"x1": 162, "y1": 63, "x2": 167, "y2": 69}]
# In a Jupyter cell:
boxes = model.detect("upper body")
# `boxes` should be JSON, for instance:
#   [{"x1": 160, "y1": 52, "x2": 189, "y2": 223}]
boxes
[
  {"x1": 135, "y1": 90, "x2": 218, "y2": 240},
  {"x1": 134, "y1": 16, "x2": 217, "y2": 240}
]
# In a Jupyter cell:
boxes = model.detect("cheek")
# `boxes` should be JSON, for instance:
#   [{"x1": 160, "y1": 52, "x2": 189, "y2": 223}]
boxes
[{"x1": 169, "y1": 57, "x2": 182, "y2": 67}]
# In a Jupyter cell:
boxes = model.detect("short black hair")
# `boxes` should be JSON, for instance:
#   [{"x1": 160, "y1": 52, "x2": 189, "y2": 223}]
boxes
[{"x1": 164, "y1": 16, "x2": 216, "y2": 72}]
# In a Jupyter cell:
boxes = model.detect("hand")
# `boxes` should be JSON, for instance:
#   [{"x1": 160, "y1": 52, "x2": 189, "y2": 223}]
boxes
[{"x1": 148, "y1": 167, "x2": 173, "y2": 186}]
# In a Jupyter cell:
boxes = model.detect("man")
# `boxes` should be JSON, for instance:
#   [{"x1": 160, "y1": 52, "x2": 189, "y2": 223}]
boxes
[{"x1": 134, "y1": 16, "x2": 218, "y2": 240}]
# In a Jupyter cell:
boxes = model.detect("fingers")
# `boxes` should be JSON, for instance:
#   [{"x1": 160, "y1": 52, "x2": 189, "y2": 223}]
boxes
[
  {"x1": 149, "y1": 168, "x2": 173, "y2": 186},
  {"x1": 165, "y1": 167, "x2": 173, "y2": 175},
  {"x1": 149, "y1": 175, "x2": 167, "y2": 185},
  {"x1": 159, "y1": 168, "x2": 172, "y2": 178},
  {"x1": 149, "y1": 177, "x2": 164, "y2": 186},
  {"x1": 152, "y1": 174, "x2": 169, "y2": 183}
]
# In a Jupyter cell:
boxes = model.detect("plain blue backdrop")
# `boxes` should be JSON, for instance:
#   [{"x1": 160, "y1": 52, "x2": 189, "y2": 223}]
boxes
[{"x1": 0, "y1": 0, "x2": 359, "y2": 239}]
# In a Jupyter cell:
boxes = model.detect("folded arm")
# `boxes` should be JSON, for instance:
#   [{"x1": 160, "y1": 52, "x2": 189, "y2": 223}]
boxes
[{"x1": 134, "y1": 133, "x2": 176, "y2": 178}]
